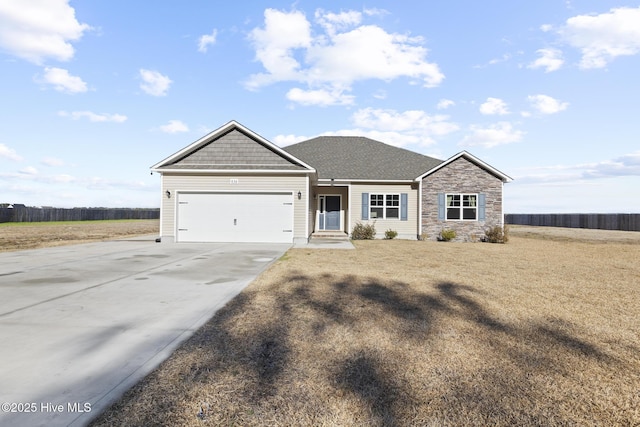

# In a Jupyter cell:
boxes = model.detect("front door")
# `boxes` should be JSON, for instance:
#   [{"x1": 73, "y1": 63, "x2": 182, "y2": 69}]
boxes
[{"x1": 318, "y1": 195, "x2": 341, "y2": 231}]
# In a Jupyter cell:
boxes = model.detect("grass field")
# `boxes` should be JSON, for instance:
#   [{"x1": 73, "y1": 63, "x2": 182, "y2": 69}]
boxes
[
  {"x1": 0, "y1": 219, "x2": 159, "y2": 252},
  {"x1": 88, "y1": 227, "x2": 640, "y2": 426}
]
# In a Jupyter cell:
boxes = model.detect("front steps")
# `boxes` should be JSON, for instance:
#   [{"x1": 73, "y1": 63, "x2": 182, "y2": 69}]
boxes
[{"x1": 309, "y1": 231, "x2": 350, "y2": 241}]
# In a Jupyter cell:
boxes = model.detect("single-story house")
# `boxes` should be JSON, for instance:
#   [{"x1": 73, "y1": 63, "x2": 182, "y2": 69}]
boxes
[{"x1": 151, "y1": 120, "x2": 512, "y2": 243}]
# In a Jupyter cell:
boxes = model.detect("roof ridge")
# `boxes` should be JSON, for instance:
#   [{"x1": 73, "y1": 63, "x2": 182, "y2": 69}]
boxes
[
  {"x1": 288, "y1": 135, "x2": 442, "y2": 161},
  {"x1": 283, "y1": 135, "x2": 443, "y2": 180}
]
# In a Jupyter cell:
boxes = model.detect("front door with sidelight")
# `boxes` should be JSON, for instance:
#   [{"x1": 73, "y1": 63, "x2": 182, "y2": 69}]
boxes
[{"x1": 318, "y1": 195, "x2": 341, "y2": 231}]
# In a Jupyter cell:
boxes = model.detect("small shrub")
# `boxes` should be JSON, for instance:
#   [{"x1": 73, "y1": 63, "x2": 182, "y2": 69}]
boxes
[
  {"x1": 484, "y1": 225, "x2": 509, "y2": 243},
  {"x1": 419, "y1": 232, "x2": 428, "y2": 241},
  {"x1": 351, "y1": 222, "x2": 376, "y2": 240},
  {"x1": 439, "y1": 228, "x2": 456, "y2": 242},
  {"x1": 384, "y1": 229, "x2": 398, "y2": 240}
]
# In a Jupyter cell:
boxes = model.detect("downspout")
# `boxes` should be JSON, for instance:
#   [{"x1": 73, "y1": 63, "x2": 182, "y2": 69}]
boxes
[
  {"x1": 157, "y1": 172, "x2": 163, "y2": 241},
  {"x1": 173, "y1": 187, "x2": 178, "y2": 243},
  {"x1": 347, "y1": 183, "x2": 352, "y2": 237},
  {"x1": 305, "y1": 174, "x2": 310, "y2": 242},
  {"x1": 417, "y1": 179, "x2": 423, "y2": 239},
  {"x1": 501, "y1": 181, "x2": 505, "y2": 227}
]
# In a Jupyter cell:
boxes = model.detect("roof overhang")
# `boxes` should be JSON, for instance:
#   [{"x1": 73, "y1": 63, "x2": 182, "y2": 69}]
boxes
[
  {"x1": 150, "y1": 120, "x2": 316, "y2": 173},
  {"x1": 317, "y1": 178, "x2": 415, "y2": 184},
  {"x1": 153, "y1": 168, "x2": 315, "y2": 175},
  {"x1": 415, "y1": 150, "x2": 513, "y2": 183}
]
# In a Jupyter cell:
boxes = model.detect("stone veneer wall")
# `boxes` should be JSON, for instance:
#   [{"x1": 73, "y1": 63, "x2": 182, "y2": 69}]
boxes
[{"x1": 422, "y1": 157, "x2": 504, "y2": 242}]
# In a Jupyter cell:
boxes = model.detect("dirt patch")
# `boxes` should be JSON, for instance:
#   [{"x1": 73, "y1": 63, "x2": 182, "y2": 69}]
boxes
[
  {"x1": 0, "y1": 220, "x2": 159, "y2": 252},
  {"x1": 90, "y1": 227, "x2": 640, "y2": 426}
]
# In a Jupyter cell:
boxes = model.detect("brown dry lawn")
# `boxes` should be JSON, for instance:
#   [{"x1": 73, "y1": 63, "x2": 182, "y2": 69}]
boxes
[
  {"x1": 0, "y1": 219, "x2": 159, "y2": 252},
  {"x1": 85, "y1": 226, "x2": 640, "y2": 426}
]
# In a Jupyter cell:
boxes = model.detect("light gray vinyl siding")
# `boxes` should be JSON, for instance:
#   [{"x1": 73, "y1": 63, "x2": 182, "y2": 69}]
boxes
[
  {"x1": 161, "y1": 173, "x2": 308, "y2": 241},
  {"x1": 350, "y1": 183, "x2": 419, "y2": 239}
]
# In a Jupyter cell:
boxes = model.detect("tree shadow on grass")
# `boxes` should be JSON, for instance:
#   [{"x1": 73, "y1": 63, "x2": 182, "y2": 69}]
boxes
[
  {"x1": 90, "y1": 272, "x2": 632, "y2": 426},
  {"x1": 436, "y1": 282, "x2": 512, "y2": 333},
  {"x1": 334, "y1": 350, "x2": 401, "y2": 427}
]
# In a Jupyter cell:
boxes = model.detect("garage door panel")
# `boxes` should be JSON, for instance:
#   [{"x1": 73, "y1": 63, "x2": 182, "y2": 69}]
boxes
[
  {"x1": 177, "y1": 192, "x2": 293, "y2": 243},
  {"x1": 177, "y1": 195, "x2": 235, "y2": 242}
]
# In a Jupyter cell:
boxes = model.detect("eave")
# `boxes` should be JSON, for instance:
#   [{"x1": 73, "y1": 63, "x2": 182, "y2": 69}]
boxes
[
  {"x1": 152, "y1": 168, "x2": 316, "y2": 175},
  {"x1": 316, "y1": 178, "x2": 415, "y2": 184},
  {"x1": 415, "y1": 150, "x2": 513, "y2": 183}
]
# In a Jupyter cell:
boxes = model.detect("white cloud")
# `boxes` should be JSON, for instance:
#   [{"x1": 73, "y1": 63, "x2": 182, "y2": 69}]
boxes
[
  {"x1": 307, "y1": 25, "x2": 443, "y2": 87},
  {"x1": 0, "y1": 143, "x2": 22, "y2": 161},
  {"x1": 273, "y1": 134, "x2": 309, "y2": 147},
  {"x1": 459, "y1": 122, "x2": 524, "y2": 148},
  {"x1": 0, "y1": 170, "x2": 152, "y2": 190},
  {"x1": 198, "y1": 29, "x2": 217, "y2": 53},
  {"x1": 51, "y1": 174, "x2": 74, "y2": 183},
  {"x1": 474, "y1": 53, "x2": 511, "y2": 68},
  {"x1": 195, "y1": 125, "x2": 213, "y2": 135},
  {"x1": 479, "y1": 97, "x2": 509, "y2": 115},
  {"x1": 362, "y1": 8, "x2": 389, "y2": 18},
  {"x1": 329, "y1": 129, "x2": 424, "y2": 148},
  {"x1": 314, "y1": 9, "x2": 362, "y2": 35},
  {"x1": 58, "y1": 110, "x2": 127, "y2": 122},
  {"x1": 0, "y1": 170, "x2": 158, "y2": 208},
  {"x1": 286, "y1": 87, "x2": 354, "y2": 106},
  {"x1": 352, "y1": 108, "x2": 458, "y2": 137},
  {"x1": 583, "y1": 151, "x2": 640, "y2": 179},
  {"x1": 39, "y1": 67, "x2": 87, "y2": 93},
  {"x1": 246, "y1": 9, "x2": 312, "y2": 88},
  {"x1": 436, "y1": 99, "x2": 455, "y2": 110},
  {"x1": 0, "y1": 0, "x2": 91, "y2": 64},
  {"x1": 139, "y1": 69, "x2": 172, "y2": 96},
  {"x1": 41, "y1": 157, "x2": 64, "y2": 167},
  {"x1": 560, "y1": 6, "x2": 640, "y2": 69},
  {"x1": 159, "y1": 120, "x2": 189, "y2": 134},
  {"x1": 528, "y1": 94, "x2": 569, "y2": 114},
  {"x1": 19, "y1": 166, "x2": 38, "y2": 175},
  {"x1": 372, "y1": 89, "x2": 387, "y2": 100},
  {"x1": 528, "y1": 48, "x2": 564, "y2": 72},
  {"x1": 512, "y1": 151, "x2": 640, "y2": 183},
  {"x1": 274, "y1": 108, "x2": 458, "y2": 149},
  {"x1": 246, "y1": 8, "x2": 443, "y2": 105}
]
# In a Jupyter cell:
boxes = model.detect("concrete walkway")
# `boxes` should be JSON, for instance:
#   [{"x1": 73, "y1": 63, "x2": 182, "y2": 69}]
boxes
[
  {"x1": 0, "y1": 238, "x2": 289, "y2": 427},
  {"x1": 293, "y1": 239, "x2": 355, "y2": 249}
]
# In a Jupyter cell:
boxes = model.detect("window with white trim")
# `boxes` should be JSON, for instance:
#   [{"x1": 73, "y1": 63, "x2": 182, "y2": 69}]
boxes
[
  {"x1": 370, "y1": 194, "x2": 399, "y2": 219},
  {"x1": 446, "y1": 194, "x2": 477, "y2": 220}
]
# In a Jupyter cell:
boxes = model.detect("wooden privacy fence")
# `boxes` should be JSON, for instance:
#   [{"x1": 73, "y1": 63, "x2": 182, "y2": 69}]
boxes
[
  {"x1": 505, "y1": 213, "x2": 640, "y2": 232},
  {"x1": 0, "y1": 206, "x2": 159, "y2": 223}
]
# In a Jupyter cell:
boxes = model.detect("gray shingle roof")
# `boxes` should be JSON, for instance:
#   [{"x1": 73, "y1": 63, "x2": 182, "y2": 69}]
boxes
[
  {"x1": 283, "y1": 136, "x2": 443, "y2": 180},
  {"x1": 157, "y1": 128, "x2": 307, "y2": 171}
]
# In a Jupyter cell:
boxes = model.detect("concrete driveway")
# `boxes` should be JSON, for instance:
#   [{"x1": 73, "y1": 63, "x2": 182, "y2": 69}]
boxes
[{"x1": 0, "y1": 238, "x2": 289, "y2": 427}]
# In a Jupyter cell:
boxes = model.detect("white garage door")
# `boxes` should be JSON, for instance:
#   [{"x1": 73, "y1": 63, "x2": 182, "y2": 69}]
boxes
[{"x1": 176, "y1": 192, "x2": 294, "y2": 243}]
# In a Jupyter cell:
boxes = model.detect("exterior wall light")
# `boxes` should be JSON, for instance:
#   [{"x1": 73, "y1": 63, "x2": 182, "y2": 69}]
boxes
[
  {"x1": 166, "y1": 190, "x2": 171, "y2": 198},
  {"x1": 297, "y1": 191, "x2": 302, "y2": 200}
]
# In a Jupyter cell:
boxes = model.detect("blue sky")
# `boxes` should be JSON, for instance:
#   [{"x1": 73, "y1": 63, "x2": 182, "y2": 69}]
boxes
[{"x1": 1, "y1": 1, "x2": 639, "y2": 213}]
